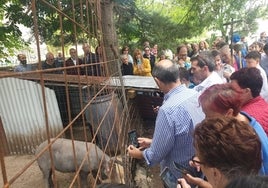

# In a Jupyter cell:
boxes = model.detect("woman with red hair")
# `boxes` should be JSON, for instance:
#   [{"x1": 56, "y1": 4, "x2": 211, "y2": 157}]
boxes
[
  {"x1": 179, "y1": 84, "x2": 268, "y2": 188},
  {"x1": 198, "y1": 84, "x2": 268, "y2": 173}
]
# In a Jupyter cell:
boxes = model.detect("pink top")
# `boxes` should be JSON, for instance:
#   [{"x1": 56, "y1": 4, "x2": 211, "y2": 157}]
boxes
[{"x1": 242, "y1": 96, "x2": 268, "y2": 136}]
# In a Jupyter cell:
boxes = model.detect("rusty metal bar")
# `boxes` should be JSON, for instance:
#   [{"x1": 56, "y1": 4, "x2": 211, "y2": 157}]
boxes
[
  {"x1": 31, "y1": 0, "x2": 58, "y2": 187},
  {"x1": 39, "y1": 0, "x2": 94, "y2": 38},
  {"x1": 0, "y1": 0, "x2": 130, "y2": 187},
  {"x1": 0, "y1": 117, "x2": 8, "y2": 188}
]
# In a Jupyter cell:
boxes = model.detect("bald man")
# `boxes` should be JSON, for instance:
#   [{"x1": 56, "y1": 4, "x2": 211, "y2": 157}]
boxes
[
  {"x1": 128, "y1": 59, "x2": 204, "y2": 186},
  {"x1": 42, "y1": 52, "x2": 63, "y2": 74},
  {"x1": 14, "y1": 53, "x2": 32, "y2": 72},
  {"x1": 82, "y1": 43, "x2": 100, "y2": 76}
]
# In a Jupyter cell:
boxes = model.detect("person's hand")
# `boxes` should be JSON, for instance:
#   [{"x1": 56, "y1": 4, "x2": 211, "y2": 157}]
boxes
[
  {"x1": 127, "y1": 145, "x2": 143, "y2": 159},
  {"x1": 178, "y1": 59, "x2": 185, "y2": 67},
  {"x1": 223, "y1": 71, "x2": 231, "y2": 79},
  {"x1": 183, "y1": 174, "x2": 212, "y2": 188},
  {"x1": 137, "y1": 137, "x2": 152, "y2": 149},
  {"x1": 177, "y1": 178, "x2": 191, "y2": 188},
  {"x1": 138, "y1": 64, "x2": 144, "y2": 71},
  {"x1": 152, "y1": 105, "x2": 159, "y2": 113}
]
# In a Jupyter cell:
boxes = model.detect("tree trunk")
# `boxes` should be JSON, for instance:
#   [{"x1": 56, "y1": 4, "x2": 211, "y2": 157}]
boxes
[{"x1": 100, "y1": 0, "x2": 119, "y2": 76}]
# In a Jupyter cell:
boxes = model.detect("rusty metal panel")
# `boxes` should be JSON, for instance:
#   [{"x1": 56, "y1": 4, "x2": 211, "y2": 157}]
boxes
[{"x1": 0, "y1": 77, "x2": 63, "y2": 155}]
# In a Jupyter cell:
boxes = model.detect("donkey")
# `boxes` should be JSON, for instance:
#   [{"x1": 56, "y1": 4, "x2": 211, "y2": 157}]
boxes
[{"x1": 36, "y1": 138, "x2": 114, "y2": 188}]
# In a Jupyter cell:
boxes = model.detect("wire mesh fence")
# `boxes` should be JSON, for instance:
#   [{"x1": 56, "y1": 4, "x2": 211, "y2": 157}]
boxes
[{"x1": 0, "y1": 0, "x2": 143, "y2": 187}]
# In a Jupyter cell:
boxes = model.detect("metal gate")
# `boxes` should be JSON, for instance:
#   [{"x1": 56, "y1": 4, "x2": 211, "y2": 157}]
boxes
[{"x1": 0, "y1": 0, "x2": 136, "y2": 187}]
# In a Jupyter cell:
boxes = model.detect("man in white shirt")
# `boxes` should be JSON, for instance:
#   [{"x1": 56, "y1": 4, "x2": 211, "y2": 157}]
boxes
[
  {"x1": 261, "y1": 43, "x2": 268, "y2": 78},
  {"x1": 190, "y1": 51, "x2": 224, "y2": 93},
  {"x1": 245, "y1": 51, "x2": 268, "y2": 102}
]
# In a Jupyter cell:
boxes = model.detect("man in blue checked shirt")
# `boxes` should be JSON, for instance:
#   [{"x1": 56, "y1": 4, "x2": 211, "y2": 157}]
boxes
[{"x1": 128, "y1": 59, "x2": 205, "y2": 187}]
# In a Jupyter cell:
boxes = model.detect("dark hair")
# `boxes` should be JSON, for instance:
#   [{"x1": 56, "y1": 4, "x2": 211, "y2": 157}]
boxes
[
  {"x1": 97, "y1": 183, "x2": 130, "y2": 188},
  {"x1": 199, "y1": 84, "x2": 243, "y2": 116},
  {"x1": 211, "y1": 49, "x2": 221, "y2": 58},
  {"x1": 95, "y1": 45, "x2": 102, "y2": 55},
  {"x1": 190, "y1": 51, "x2": 215, "y2": 72},
  {"x1": 263, "y1": 43, "x2": 268, "y2": 54},
  {"x1": 230, "y1": 67, "x2": 263, "y2": 97},
  {"x1": 254, "y1": 41, "x2": 264, "y2": 50},
  {"x1": 225, "y1": 175, "x2": 268, "y2": 188},
  {"x1": 245, "y1": 51, "x2": 261, "y2": 60},
  {"x1": 143, "y1": 46, "x2": 150, "y2": 51},
  {"x1": 194, "y1": 117, "x2": 262, "y2": 180},
  {"x1": 152, "y1": 59, "x2": 179, "y2": 84},
  {"x1": 121, "y1": 46, "x2": 129, "y2": 54},
  {"x1": 178, "y1": 67, "x2": 191, "y2": 82},
  {"x1": 176, "y1": 44, "x2": 187, "y2": 54},
  {"x1": 216, "y1": 41, "x2": 228, "y2": 49},
  {"x1": 233, "y1": 43, "x2": 242, "y2": 53}
]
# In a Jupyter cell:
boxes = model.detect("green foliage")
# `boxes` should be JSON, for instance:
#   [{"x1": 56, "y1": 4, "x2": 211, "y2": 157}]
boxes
[
  {"x1": 186, "y1": 0, "x2": 268, "y2": 40},
  {"x1": 114, "y1": 0, "x2": 205, "y2": 52},
  {"x1": 0, "y1": 1, "x2": 29, "y2": 63},
  {"x1": 0, "y1": 19, "x2": 26, "y2": 63},
  {"x1": 115, "y1": 0, "x2": 268, "y2": 51},
  {"x1": 0, "y1": 0, "x2": 268, "y2": 62}
]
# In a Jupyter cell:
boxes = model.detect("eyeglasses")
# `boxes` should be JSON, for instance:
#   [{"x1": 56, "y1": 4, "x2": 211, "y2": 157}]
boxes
[
  {"x1": 179, "y1": 54, "x2": 187, "y2": 57},
  {"x1": 191, "y1": 156, "x2": 204, "y2": 166}
]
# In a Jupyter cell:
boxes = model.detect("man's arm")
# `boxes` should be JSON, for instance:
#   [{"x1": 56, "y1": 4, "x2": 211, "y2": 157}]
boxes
[{"x1": 142, "y1": 108, "x2": 175, "y2": 166}]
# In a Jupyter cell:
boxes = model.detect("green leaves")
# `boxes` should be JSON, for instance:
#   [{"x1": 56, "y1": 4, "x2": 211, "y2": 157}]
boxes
[{"x1": 0, "y1": 0, "x2": 267, "y2": 63}]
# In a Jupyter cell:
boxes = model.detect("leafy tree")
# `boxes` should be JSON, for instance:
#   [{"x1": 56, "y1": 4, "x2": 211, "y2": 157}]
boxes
[
  {"x1": 195, "y1": 0, "x2": 265, "y2": 39},
  {"x1": 0, "y1": 0, "x2": 28, "y2": 63},
  {"x1": 114, "y1": 0, "x2": 207, "y2": 51},
  {"x1": 0, "y1": 0, "x2": 268, "y2": 62},
  {"x1": 117, "y1": 0, "x2": 268, "y2": 50}
]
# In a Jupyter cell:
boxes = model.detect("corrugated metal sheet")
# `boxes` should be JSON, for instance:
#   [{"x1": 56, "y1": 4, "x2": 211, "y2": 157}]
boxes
[{"x1": 0, "y1": 77, "x2": 63, "y2": 154}]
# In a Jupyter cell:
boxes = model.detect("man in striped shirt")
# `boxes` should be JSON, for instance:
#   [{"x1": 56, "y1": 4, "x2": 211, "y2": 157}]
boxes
[{"x1": 128, "y1": 59, "x2": 204, "y2": 186}]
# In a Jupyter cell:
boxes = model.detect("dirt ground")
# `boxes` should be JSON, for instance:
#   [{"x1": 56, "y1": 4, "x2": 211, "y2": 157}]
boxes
[
  {"x1": 0, "y1": 120, "x2": 162, "y2": 188},
  {"x1": 0, "y1": 155, "x2": 81, "y2": 188},
  {"x1": 0, "y1": 155, "x2": 161, "y2": 188}
]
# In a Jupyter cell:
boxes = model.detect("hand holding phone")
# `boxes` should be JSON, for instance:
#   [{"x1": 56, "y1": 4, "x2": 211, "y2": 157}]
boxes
[
  {"x1": 128, "y1": 130, "x2": 139, "y2": 148},
  {"x1": 137, "y1": 137, "x2": 151, "y2": 149},
  {"x1": 173, "y1": 161, "x2": 202, "y2": 177},
  {"x1": 160, "y1": 167, "x2": 178, "y2": 188}
]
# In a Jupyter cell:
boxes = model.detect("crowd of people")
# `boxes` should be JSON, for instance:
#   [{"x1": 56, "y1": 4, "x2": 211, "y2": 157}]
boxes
[
  {"x1": 14, "y1": 43, "x2": 103, "y2": 76},
  {"x1": 126, "y1": 35, "x2": 268, "y2": 187},
  {"x1": 12, "y1": 33, "x2": 268, "y2": 187}
]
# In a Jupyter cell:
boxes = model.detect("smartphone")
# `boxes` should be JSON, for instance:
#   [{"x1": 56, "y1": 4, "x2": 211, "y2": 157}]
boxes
[
  {"x1": 173, "y1": 161, "x2": 200, "y2": 177},
  {"x1": 128, "y1": 130, "x2": 139, "y2": 148},
  {"x1": 160, "y1": 167, "x2": 178, "y2": 188}
]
